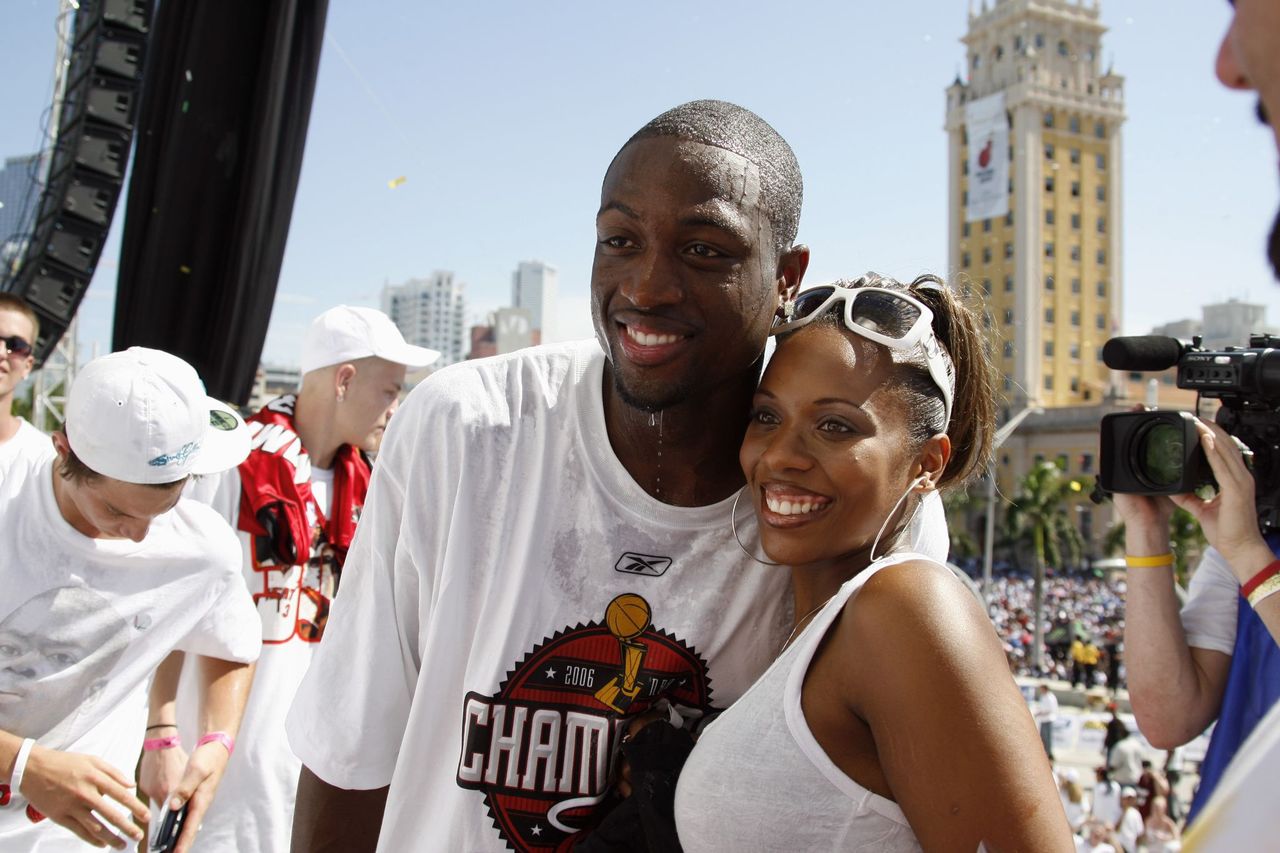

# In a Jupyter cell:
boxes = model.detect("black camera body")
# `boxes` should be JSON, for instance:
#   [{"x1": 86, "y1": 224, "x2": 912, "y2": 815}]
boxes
[
  {"x1": 1100, "y1": 410, "x2": 1214, "y2": 494},
  {"x1": 150, "y1": 803, "x2": 188, "y2": 853},
  {"x1": 1099, "y1": 334, "x2": 1280, "y2": 533}
]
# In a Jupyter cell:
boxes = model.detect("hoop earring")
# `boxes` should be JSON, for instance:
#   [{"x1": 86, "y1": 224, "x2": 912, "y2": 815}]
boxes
[
  {"x1": 869, "y1": 475, "x2": 928, "y2": 562},
  {"x1": 730, "y1": 486, "x2": 782, "y2": 566}
]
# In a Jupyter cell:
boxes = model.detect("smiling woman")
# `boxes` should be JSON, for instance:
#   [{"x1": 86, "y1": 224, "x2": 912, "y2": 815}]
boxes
[{"x1": 673, "y1": 273, "x2": 1074, "y2": 852}]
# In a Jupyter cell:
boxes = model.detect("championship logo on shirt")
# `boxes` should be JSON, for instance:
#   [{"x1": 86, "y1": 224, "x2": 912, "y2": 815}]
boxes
[{"x1": 457, "y1": 593, "x2": 712, "y2": 852}]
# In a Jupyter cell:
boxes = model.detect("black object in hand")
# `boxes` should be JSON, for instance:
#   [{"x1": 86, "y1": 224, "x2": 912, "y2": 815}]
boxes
[{"x1": 151, "y1": 803, "x2": 189, "y2": 852}]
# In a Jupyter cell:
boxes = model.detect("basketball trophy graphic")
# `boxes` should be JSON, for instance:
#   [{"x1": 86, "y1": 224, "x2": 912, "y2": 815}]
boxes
[{"x1": 594, "y1": 593, "x2": 651, "y2": 713}]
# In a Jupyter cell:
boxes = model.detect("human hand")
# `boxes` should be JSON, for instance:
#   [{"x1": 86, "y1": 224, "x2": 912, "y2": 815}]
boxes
[
  {"x1": 1169, "y1": 418, "x2": 1273, "y2": 582},
  {"x1": 1113, "y1": 491, "x2": 1175, "y2": 551},
  {"x1": 165, "y1": 740, "x2": 232, "y2": 853},
  {"x1": 138, "y1": 740, "x2": 189, "y2": 806},
  {"x1": 19, "y1": 744, "x2": 148, "y2": 849}
]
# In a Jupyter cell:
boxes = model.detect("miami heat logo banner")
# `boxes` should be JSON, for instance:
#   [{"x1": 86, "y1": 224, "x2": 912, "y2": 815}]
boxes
[
  {"x1": 965, "y1": 90, "x2": 1009, "y2": 222},
  {"x1": 457, "y1": 594, "x2": 712, "y2": 851}
]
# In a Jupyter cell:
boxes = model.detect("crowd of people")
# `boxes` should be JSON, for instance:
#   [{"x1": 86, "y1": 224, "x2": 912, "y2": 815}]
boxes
[
  {"x1": 989, "y1": 574, "x2": 1128, "y2": 685},
  {"x1": 2, "y1": 4, "x2": 1279, "y2": 848},
  {"x1": 1054, "y1": 764, "x2": 1182, "y2": 853}
]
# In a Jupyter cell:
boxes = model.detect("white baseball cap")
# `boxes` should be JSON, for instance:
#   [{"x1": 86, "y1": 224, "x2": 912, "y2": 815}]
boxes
[
  {"x1": 300, "y1": 305, "x2": 441, "y2": 375},
  {"x1": 65, "y1": 347, "x2": 250, "y2": 485}
]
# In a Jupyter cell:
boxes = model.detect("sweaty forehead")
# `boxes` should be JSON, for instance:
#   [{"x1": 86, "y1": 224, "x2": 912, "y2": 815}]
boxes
[{"x1": 600, "y1": 137, "x2": 766, "y2": 231}]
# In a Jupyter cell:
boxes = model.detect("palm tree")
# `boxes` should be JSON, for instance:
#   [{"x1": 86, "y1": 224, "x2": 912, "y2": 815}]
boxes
[
  {"x1": 943, "y1": 484, "x2": 981, "y2": 561},
  {"x1": 1103, "y1": 506, "x2": 1206, "y2": 587},
  {"x1": 1004, "y1": 461, "x2": 1087, "y2": 672}
]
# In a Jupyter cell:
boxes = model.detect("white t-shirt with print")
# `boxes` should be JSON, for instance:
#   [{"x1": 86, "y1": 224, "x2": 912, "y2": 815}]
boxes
[
  {"x1": 181, "y1": 464, "x2": 337, "y2": 853},
  {"x1": 0, "y1": 458, "x2": 260, "y2": 850},
  {"x1": 287, "y1": 340, "x2": 793, "y2": 853}
]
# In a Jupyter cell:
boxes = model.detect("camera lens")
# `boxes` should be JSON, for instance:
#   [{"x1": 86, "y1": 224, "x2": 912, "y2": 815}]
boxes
[{"x1": 1138, "y1": 422, "x2": 1184, "y2": 487}]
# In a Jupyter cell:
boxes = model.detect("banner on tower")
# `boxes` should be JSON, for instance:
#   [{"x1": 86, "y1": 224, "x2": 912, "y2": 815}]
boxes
[{"x1": 965, "y1": 91, "x2": 1009, "y2": 223}]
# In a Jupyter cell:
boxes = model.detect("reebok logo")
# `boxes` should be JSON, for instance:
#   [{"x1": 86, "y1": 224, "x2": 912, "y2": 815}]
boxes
[{"x1": 613, "y1": 553, "x2": 672, "y2": 577}]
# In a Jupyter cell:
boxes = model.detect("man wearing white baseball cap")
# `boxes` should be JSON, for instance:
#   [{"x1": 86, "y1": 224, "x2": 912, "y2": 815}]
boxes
[
  {"x1": 142, "y1": 305, "x2": 437, "y2": 853},
  {"x1": 0, "y1": 347, "x2": 260, "y2": 853}
]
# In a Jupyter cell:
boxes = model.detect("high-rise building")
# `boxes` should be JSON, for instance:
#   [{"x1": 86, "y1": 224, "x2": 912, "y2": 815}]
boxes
[
  {"x1": 0, "y1": 153, "x2": 42, "y2": 272},
  {"x1": 1152, "y1": 298, "x2": 1276, "y2": 348},
  {"x1": 1151, "y1": 318, "x2": 1200, "y2": 341},
  {"x1": 511, "y1": 260, "x2": 558, "y2": 343},
  {"x1": 382, "y1": 271, "x2": 467, "y2": 366},
  {"x1": 946, "y1": 0, "x2": 1125, "y2": 411},
  {"x1": 468, "y1": 307, "x2": 538, "y2": 361},
  {"x1": 1201, "y1": 299, "x2": 1274, "y2": 349}
]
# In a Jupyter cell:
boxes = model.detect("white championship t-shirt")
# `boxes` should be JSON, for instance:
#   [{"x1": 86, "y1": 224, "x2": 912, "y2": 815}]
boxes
[
  {"x1": 0, "y1": 458, "x2": 261, "y2": 850},
  {"x1": 287, "y1": 340, "x2": 793, "y2": 852}
]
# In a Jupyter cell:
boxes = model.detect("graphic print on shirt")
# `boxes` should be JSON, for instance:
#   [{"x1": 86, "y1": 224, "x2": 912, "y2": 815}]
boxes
[
  {"x1": 251, "y1": 513, "x2": 337, "y2": 644},
  {"x1": 457, "y1": 593, "x2": 712, "y2": 852},
  {"x1": 0, "y1": 586, "x2": 131, "y2": 810}
]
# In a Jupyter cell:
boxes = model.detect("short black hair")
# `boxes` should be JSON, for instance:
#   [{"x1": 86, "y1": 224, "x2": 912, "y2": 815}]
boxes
[{"x1": 621, "y1": 99, "x2": 803, "y2": 252}]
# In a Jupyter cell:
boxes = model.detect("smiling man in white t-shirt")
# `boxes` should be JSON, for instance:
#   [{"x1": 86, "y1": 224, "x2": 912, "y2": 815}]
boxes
[{"x1": 287, "y1": 100, "x2": 811, "y2": 852}]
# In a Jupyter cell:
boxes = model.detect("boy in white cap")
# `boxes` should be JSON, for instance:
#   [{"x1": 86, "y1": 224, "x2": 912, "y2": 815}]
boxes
[
  {"x1": 141, "y1": 306, "x2": 438, "y2": 853},
  {"x1": 0, "y1": 347, "x2": 260, "y2": 852}
]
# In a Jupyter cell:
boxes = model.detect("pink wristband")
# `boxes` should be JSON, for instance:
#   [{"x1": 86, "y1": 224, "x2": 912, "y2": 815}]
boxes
[
  {"x1": 142, "y1": 735, "x2": 181, "y2": 752},
  {"x1": 196, "y1": 732, "x2": 234, "y2": 756}
]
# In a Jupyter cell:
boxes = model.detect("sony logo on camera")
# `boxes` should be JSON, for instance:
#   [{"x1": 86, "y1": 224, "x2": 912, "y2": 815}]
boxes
[{"x1": 1098, "y1": 334, "x2": 1280, "y2": 533}]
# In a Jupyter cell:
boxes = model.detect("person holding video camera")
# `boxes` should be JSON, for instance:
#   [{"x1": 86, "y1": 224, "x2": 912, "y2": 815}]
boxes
[
  {"x1": 1106, "y1": 8, "x2": 1280, "y2": 844},
  {"x1": 1116, "y1": 413, "x2": 1280, "y2": 814}
]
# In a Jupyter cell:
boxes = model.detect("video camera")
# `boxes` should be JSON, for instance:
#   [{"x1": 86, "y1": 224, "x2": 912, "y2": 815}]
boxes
[{"x1": 1098, "y1": 334, "x2": 1280, "y2": 533}]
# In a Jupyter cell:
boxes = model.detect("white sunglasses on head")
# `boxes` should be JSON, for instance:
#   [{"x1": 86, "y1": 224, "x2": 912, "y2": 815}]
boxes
[{"x1": 771, "y1": 284, "x2": 955, "y2": 429}]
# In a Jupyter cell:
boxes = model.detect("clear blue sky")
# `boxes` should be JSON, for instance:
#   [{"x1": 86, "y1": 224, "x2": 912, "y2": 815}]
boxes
[{"x1": 3, "y1": 0, "x2": 1277, "y2": 367}]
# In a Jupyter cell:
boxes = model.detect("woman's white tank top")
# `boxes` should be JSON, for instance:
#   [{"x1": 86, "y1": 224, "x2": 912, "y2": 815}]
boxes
[{"x1": 673, "y1": 552, "x2": 931, "y2": 852}]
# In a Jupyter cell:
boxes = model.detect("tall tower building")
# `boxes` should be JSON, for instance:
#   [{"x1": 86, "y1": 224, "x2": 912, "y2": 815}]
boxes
[
  {"x1": 511, "y1": 260, "x2": 558, "y2": 343},
  {"x1": 946, "y1": 0, "x2": 1125, "y2": 412},
  {"x1": 381, "y1": 271, "x2": 468, "y2": 366}
]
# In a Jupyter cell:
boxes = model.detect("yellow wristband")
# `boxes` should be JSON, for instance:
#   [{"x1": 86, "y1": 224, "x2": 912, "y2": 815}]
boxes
[
  {"x1": 1247, "y1": 574, "x2": 1280, "y2": 608},
  {"x1": 1126, "y1": 553, "x2": 1175, "y2": 568}
]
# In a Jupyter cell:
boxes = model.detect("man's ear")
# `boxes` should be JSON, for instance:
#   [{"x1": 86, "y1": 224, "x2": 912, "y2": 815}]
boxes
[
  {"x1": 776, "y1": 244, "x2": 810, "y2": 310},
  {"x1": 334, "y1": 363, "x2": 358, "y2": 401},
  {"x1": 51, "y1": 429, "x2": 71, "y2": 460}
]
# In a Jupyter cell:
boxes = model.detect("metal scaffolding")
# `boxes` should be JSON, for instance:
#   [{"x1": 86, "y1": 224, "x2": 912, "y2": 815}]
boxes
[{"x1": 32, "y1": 315, "x2": 77, "y2": 431}]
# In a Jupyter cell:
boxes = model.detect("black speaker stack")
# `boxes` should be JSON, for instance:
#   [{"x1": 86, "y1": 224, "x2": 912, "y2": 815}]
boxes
[{"x1": 3, "y1": 0, "x2": 154, "y2": 364}]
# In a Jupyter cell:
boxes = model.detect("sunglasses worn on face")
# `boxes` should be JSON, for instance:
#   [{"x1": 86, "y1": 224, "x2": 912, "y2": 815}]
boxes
[
  {"x1": 771, "y1": 285, "x2": 954, "y2": 429},
  {"x1": 1, "y1": 335, "x2": 33, "y2": 358}
]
